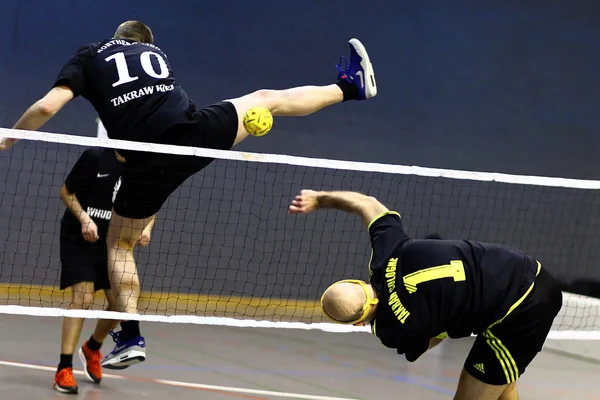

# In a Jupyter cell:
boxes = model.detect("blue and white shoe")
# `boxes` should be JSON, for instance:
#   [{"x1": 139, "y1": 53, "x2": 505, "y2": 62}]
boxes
[
  {"x1": 337, "y1": 38, "x2": 377, "y2": 100},
  {"x1": 100, "y1": 330, "x2": 146, "y2": 370}
]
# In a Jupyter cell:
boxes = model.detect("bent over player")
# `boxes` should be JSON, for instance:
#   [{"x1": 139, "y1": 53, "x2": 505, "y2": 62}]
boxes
[
  {"x1": 289, "y1": 189, "x2": 563, "y2": 400},
  {"x1": 55, "y1": 147, "x2": 154, "y2": 393},
  {"x1": 1, "y1": 21, "x2": 377, "y2": 368}
]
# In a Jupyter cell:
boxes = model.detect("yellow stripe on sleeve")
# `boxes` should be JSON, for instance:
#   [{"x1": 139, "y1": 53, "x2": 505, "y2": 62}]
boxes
[{"x1": 367, "y1": 211, "x2": 401, "y2": 231}]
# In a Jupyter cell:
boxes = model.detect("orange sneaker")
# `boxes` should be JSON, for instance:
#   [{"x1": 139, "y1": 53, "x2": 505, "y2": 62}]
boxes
[
  {"x1": 54, "y1": 367, "x2": 78, "y2": 394},
  {"x1": 78, "y1": 341, "x2": 103, "y2": 384}
]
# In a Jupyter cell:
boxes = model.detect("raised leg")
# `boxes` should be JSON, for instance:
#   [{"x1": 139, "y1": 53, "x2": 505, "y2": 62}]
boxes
[{"x1": 227, "y1": 38, "x2": 377, "y2": 146}]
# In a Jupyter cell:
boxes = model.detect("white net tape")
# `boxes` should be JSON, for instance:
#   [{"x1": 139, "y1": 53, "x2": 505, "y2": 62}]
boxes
[
  {"x1": 4, "y1": 127, "x2": 600, "y2": 189},
  {"x1": 1, "y1": 291, "x2": 598, "y2": 340}
]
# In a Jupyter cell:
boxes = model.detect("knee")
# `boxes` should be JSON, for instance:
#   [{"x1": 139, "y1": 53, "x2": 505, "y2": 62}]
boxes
[
  {"x1": 72, "y1": 290, "x2": 94, "y2": 309},
  {"x1": 110, "y1": 269, "x2": 140, "y2": 290},
  {"x1": 251, "y1": 89, "x2": 276, "y2": 100},
  {"x1": 247, "y1": 89, "x2": 278, "y2": 110},
  {"x1": 119, "y1": 278, "x2": 140, "y2": 291}
]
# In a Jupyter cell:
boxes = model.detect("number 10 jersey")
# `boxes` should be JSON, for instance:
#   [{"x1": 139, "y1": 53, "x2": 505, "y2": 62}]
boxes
[{"x1": 53, "y1": 38, "x2": 194, "y2": 142}]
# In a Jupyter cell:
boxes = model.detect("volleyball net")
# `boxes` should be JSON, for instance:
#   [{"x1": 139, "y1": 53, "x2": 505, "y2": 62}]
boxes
[{"x1": 0, "y1": 127, "x2": 599, "y2": 339}]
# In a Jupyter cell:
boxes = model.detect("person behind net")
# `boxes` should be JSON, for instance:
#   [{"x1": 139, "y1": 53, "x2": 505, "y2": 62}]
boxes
[
  {"x1": 0, "y1": 21, "x2": 378, "y2": 369},
  {"x1": 55, "y1": 147, "x2": 155, "y2": 394},
  {"x1": 288, "y1": 189, "x2": 563, "y2": 400}
]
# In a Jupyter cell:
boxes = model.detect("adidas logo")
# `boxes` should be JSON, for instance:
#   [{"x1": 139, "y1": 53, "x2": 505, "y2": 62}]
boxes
[{"x1": 473, "y1": 363, "x2": 485, "y2": 373}]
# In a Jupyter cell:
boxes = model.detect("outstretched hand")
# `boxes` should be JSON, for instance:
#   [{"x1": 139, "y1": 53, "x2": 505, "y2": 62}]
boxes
[{"x1": 289, "y1": 189, "x2": 320, "y2": 214}]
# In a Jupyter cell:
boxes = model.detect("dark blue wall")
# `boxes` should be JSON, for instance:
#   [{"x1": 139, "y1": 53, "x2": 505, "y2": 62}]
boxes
[
  {"x1": 2, "y1": 1, "x2": 600, "y2": 308},
  {"x1": 2, "y1": 0, "x2": 600, "y2": 178}
]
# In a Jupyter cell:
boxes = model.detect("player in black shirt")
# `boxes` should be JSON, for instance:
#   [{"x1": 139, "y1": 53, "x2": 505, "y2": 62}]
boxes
[
  {"x1": 0, "y1": 21, "x2": 377, "y2": 368},
  {"x1": 289, "y1": 189, "x2": 563, "y2": 400},
  {"x1": 55, "y1": 147, "x2": 155, "y2": 394},
  {"x1": 1, "y1": 21, "x2": 377, "y2": 368}
]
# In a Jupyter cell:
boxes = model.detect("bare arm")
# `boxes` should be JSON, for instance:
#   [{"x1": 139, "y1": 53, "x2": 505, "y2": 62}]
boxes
[
  {"x1": 60, "y1": 184, "x2": 89, "y2": 224},
  {"x1": 289, "y1": 190, "x2": 389, "y2": 227},
  {"x1": 60, "y1": 184, "x2": 98, "y2": 243},
  {"x1": 0, "y1": 86, "x2": 74, "y2": 150}
]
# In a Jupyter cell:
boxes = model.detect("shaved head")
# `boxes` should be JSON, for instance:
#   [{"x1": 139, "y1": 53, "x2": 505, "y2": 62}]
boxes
[
  {"x1": 321, "y1": 281, "x2": 368, "y2": 323},
  {"x1": 114, "y1": 21, "x2": 154, "y2": 44}
]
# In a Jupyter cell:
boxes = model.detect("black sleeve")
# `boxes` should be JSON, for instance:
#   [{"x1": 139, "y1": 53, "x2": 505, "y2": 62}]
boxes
[
  {"x1": 53, "y1": 44, "x2": 93, "y2": 97},
  {"x1": 401, "y1": 336, "x2": 430, "y2": 362},
  {"x1": 64, "y1": 149, "x2": 97, "y2": 194},
  {"x1": 368, "y1": 212, "x2": 410, "y2": 274},
  {"x1": 377, "y1": 321, "x2": 430, "y2": 363}
]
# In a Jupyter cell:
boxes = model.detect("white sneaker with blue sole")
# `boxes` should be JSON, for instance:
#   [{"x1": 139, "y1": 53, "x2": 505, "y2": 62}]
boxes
[{"x1": 100, "y1": 330, "x2": 146, "y2": 370}]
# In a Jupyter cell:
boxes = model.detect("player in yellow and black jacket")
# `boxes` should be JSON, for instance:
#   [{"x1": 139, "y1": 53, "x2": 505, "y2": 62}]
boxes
[{"x1": 289, "y1": 189, "x2": 563, "y2": 400}]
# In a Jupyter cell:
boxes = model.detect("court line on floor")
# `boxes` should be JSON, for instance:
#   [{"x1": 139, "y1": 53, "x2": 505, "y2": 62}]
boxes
[{"x1": 0, "y1": 359, "x2": 360, "y2": 400}]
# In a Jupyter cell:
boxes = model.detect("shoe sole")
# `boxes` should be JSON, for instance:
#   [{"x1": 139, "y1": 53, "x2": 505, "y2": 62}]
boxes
[
  {"x1": 101, "y1": 349, "x2": 146, "y2": 370},
  {"x1": 53, "y1": 383, "x2": 78, "y2": 394},
  {"x1": 349, "y1": 38, "x2": 377, "y2": 99},
  {"x1": 78, "y1": 347, "x2": 101, "y2": 384}
]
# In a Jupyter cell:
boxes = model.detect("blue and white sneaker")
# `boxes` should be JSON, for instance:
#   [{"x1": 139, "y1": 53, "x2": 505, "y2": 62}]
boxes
[
  {"x1": 100, "y1": 330, "x2": 146, "y2": 370},
  {"x1": 337, "y1": 38, "x2": 377, "y2": 100}
]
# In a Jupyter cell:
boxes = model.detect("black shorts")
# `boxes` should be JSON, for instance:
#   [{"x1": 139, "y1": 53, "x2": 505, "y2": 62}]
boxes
[
  {"x1": 114, "y1": 101, "x2": 238, "y2": 219},
  {"x1": 60, "y1": 230, "x2": 110, "y2": 292},
  {"x1": 465, "y1": 264, "x2": 563, "y2": 385}
]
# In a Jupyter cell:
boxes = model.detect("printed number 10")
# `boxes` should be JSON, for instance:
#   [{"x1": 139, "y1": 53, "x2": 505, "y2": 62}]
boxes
[{"x1": 105, "y1": 51, "x2": 169, "y2": 88}]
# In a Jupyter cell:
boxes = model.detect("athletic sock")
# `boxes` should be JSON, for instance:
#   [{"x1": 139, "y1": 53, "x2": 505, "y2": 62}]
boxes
[
  {"x1": 86, "y1": 336, "x2": 102, "y2": 351},
  {"x1": 58, "y1": 354, "x2": 73, "y2": 372},
  {"x1": 119, "y1": 320, "x2": 141, "y2": 342},
  {"x1": 336, "y1": 80, "x2": 358, "y2": 102}
]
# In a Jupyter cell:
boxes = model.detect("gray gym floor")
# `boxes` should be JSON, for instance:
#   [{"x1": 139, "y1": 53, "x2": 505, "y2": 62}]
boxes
[{"x1": 0, "y1": 314, "x2": 598, "y2": 400}]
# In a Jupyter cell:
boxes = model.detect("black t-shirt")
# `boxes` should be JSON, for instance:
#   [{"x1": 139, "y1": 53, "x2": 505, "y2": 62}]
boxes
[
  {"x1": 61, "y1": 147, "x2": 123, "y2": 239},
  {"x1": 367, "y1": 212, "x2": 538, "y2": 362},
  {"x1": 52, "y1": 39, "x2": 194, "y2": 142}
]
